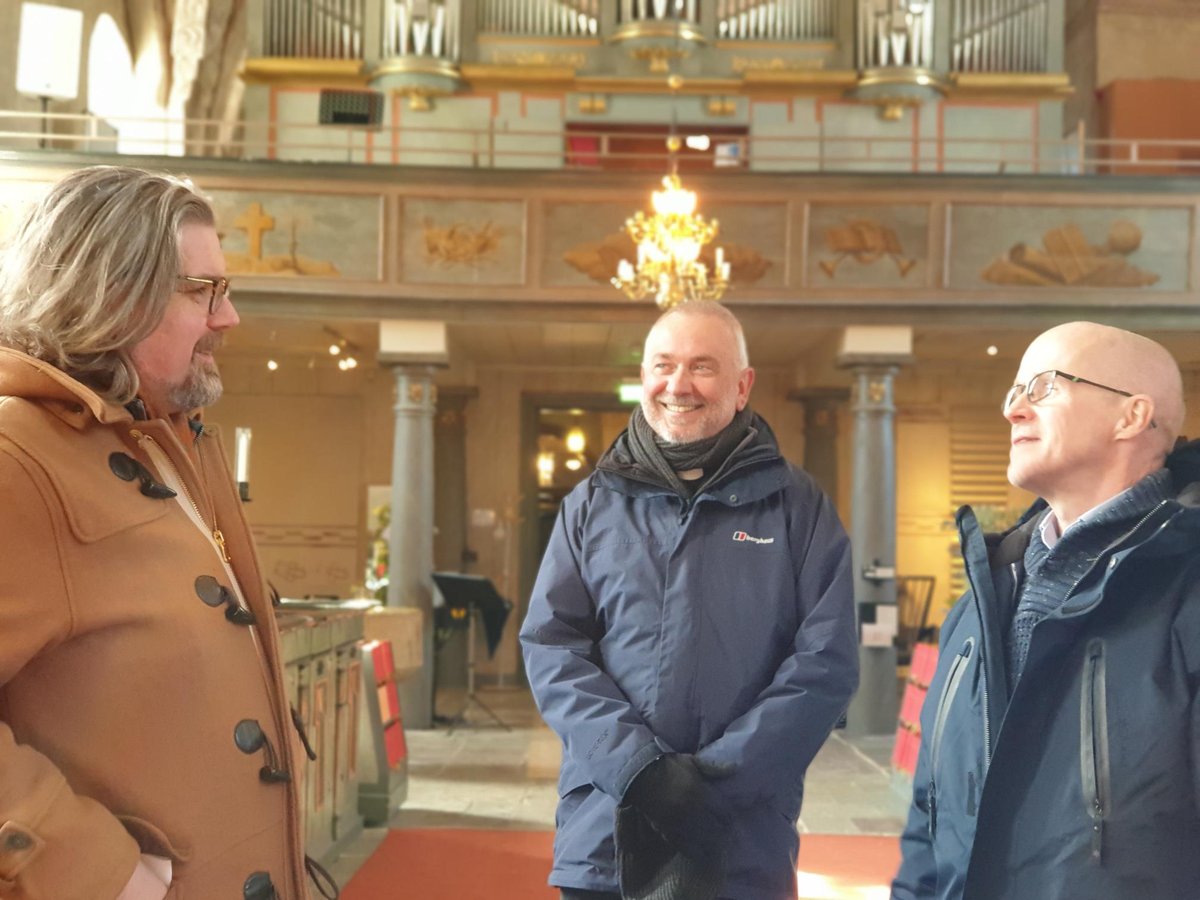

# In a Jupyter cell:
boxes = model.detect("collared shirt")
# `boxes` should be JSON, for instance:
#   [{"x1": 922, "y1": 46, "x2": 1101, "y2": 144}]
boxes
[{"x1": 1039, "y1": 471, "x2": 1171, "y2": 549}]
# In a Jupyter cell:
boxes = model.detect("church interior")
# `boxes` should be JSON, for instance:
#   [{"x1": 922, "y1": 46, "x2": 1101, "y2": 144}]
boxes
[{"x1": 2, "y1": 0, "x2": 1200, "y2": 896}]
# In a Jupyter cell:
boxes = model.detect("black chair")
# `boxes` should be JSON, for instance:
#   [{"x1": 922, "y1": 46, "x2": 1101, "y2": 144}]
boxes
[
  {"x1": 431, "y1": 572, "x2": 513, "y2": 731},
  {"x1": 895, "y1": 575, "x2": 936, "y2": 667}
]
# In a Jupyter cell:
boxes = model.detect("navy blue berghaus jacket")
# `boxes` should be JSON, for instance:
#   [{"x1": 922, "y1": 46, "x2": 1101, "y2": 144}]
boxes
[
  {"x1": 893, "y1": 441, "x2": 1200, "y2": 900},
  {"x1": 521, "y1": 416, "x2": 859, "y2": 900}
]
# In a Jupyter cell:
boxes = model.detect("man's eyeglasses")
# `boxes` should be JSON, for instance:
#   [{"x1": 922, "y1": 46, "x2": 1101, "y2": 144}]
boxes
[
  {"x1": 178, "y1": 275, "x2": 231, "y2": 316},
  {"x1": 1003, "y1": 369, "x2": 1155, "y2": 427}
]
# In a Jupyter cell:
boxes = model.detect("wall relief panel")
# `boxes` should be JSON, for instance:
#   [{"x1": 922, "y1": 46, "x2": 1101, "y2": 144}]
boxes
[
  {"x1": 400, "y1": 198, "x2": 526, "y2": 285},
  {"x1": 949, "y1": 205, "x2": 1190, "y2": 291},
  {"x1": 806, "y1": 204, "x2": 930, "y2": 288},
  {"x1": 546, "y1": 199, "x2": 782, "y2": 290},
  {"x1": 545, "y1": 201, "x2": 637, "y2": 287},
  {"x1": 208, "y1": 190, "x2": 383, "y2": 280}
]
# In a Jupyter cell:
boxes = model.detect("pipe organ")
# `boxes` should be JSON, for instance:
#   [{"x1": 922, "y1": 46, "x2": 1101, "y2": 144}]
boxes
[
  {"x1": 717, "y1": 0, "x2": 837, "y2": 40},
  {"x1": 257, "y1": 0, "x2": 1057, "y2": 77},
  {"x1": 951, "y1": 0, "x2": 1048, "y2": 72},
  {"x1": 263, "y1": 0, "x2": 365, "y2": 58},
  {"x1": 617, "y1": 0, "x2": 700, "y2": 23},
  {"x1": 478, "y1": 0, "x2": 599, "y2": 35},
  {"x1": 384, "y1": 0, "x2": 462, "y2": 61},
  {"x1": 857, "y1": 0, "x2": 935, "y2": 70}
]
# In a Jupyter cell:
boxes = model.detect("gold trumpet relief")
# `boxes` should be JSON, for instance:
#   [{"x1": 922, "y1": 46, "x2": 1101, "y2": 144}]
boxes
[
  {"x1": 982, "y1": 220, "x2": 1158, "y2": 288},
  {"x1": 820, "y1": 219, "x2": 916, "y2": 279},
  {"x1": 562, "y1": 232, "x2": 771, "y2": 284},
  {"x1": 421, "y1": 218, "x2": 504, "y2": 268}
]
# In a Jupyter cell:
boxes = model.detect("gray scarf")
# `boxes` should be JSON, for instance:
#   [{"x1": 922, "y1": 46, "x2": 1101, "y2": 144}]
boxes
[{"x1": 628, "y1": 406, "x2": 754, "y2": 497}]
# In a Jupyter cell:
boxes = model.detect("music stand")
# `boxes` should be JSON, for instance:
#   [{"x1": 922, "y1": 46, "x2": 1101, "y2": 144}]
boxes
[{"x1": 431, "y1": 572, "x2": 513, "y2": 731}]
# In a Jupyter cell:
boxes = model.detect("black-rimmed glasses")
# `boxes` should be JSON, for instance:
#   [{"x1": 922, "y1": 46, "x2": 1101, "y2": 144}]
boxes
[
  {"x1": 178, "y1": 275, "x2": 231, "y2": 316},
  {"x1": 1004, "y1": 369, "x2": 1138, "y2": 414}
]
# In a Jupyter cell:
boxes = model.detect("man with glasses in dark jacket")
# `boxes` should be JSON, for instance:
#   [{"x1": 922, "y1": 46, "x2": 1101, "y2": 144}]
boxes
[
  {"x1": 521, "y1": 302, "x2": 859, "y2": 900},
  {"x1": 893, "y1": 320, "x2": 1200, "y2": 899}
]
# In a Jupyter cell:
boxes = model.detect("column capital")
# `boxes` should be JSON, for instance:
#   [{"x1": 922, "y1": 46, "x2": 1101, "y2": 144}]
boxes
[
  {"x1": 387, "y1": 363, "x2": 444, "y2": 414},
  {"x1": 835, "y1": 354, "x2": 912, "y2": 370},
  {"x1": 787, "y1": 386, "x2": 852, "y2": 404},
  {"x1": 377, "y1": 351, "x2": 450, "y2": 369},
  {"x1": 847, "y1": 366, "x2": 899, "y2": 413}
]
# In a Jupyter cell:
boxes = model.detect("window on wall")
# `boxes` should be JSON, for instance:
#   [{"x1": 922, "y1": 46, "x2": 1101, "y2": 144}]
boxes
[{"x1": 86, "y1": 14, "x2": 134, "y2": 146}]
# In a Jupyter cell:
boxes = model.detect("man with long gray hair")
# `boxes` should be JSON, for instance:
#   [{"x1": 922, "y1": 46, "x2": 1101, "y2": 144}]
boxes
[
  {"x1": 522, "y1": 302, "x2": 859, "y2": 899},
  {"x1": 0, "y1": 166, "x2": 317, "y2": 899}
]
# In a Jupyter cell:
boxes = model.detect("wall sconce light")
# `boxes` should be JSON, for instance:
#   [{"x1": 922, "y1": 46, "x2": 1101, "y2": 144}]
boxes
[
  {"x1": 565, "y1": 428, "x2": 586, "y2": 454},
  {"x1": 537, "y1": 452, "x2": 555, "y2": 487}
]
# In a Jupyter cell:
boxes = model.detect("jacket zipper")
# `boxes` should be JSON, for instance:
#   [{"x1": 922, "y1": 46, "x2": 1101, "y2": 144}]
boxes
[
  {"x1": 1059, "y1": 501, "x2": 1170, "y2": 609},
  {"x1": 968, "y1": 502, "x2": 1168, "y2": 769},
  {"x1": 981, "y1": 560, "x2": 1023, "y2": 764},
  {"x1": 1080, "y1": 638, "x2": 1109, "y2": 863},
  {"x1": 131, "y1": 429, "x2": 230, "y2": 562},
  {"x1": 928, "y1": 636, "x2": 974, "y2": 838}
]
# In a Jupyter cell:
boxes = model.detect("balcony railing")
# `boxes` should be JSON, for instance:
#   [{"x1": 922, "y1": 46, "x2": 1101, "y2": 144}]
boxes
[{"x1": 5, "y1": 111, "x2": 1192, "y2": 176}]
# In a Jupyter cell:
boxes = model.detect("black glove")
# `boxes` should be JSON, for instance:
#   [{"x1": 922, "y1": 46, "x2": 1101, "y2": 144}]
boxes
[{"x1": 622, "y1": 753, "x2": 729, "y2": 861}]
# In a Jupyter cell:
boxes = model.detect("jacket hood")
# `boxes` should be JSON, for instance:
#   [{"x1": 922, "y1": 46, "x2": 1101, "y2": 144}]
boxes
[
  {"x1": 596, "y1": 411, "x2": 782, "y2": 495},
  {"x1": 1166, "y1": 437, "x2": 1200, "y2": 504},
  {"x1": 0, "y1": 347, "x2": 132, "y2": 429},
  {"x1": 964, "y1": 437, "x2": 1200, "y2": 569}
]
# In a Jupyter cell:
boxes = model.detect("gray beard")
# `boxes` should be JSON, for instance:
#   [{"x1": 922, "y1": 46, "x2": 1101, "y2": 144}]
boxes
[{"x1": 167, "y1": 365, "x2": 223, "y2": 413}]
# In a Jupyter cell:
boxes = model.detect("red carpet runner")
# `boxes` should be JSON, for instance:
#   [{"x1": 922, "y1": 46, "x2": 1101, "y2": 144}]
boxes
[{"x1": 342, "y1": 829, "x2": 900, "y2": 899}]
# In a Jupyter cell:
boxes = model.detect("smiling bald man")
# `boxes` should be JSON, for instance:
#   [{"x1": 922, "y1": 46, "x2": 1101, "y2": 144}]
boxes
[
  {"x1": 894, "y1": 321, "x2": 1200, "y2": 900},
  {"x1": 522, "y1": 303, "x2": 858, "y2": 900}
]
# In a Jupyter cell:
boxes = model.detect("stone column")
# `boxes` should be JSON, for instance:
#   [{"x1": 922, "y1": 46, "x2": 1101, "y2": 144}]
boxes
[
  {"x1": 788, "y1": 387, "x2": 849, "y2": 501},
  {"x1": 378, "y1": 319, "x2": 449, "y2": 730},
  {"x1": 384, "y1": 364, "x2": 439, "y2": 729},
  {"x1": 838, "y1": 328, "x2": 912, "y2": 735}
]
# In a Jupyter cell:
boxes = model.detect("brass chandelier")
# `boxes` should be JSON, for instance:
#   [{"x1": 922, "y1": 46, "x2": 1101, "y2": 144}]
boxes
[{"x1": 611, "y1": 171, "x2": 731, "y2": 309}]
